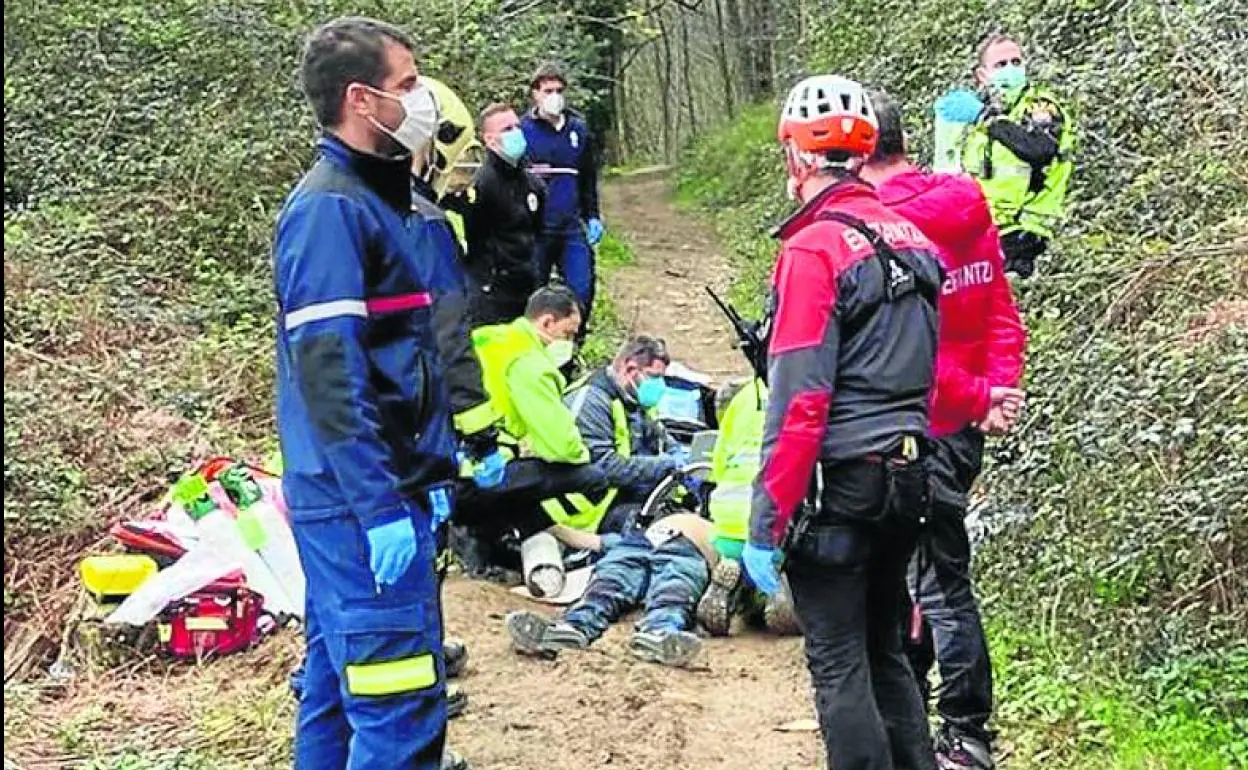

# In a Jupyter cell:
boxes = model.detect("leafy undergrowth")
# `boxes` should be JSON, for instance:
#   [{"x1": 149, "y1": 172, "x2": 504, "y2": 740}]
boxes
[
  {"x1": 988, "y1": 624, "x2": 1248, "y2": 769},
  {"x1": 675, "y1": 1, "x2": 1247, "y2": 765},
  {"x1": 578, "y1": 230, "x2": 635, "y2": 366}
]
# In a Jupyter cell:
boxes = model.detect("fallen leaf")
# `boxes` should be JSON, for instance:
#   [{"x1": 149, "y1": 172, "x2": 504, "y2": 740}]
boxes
[{"x1": 774, "y1": 718, "x2": 821, "y2": 733}]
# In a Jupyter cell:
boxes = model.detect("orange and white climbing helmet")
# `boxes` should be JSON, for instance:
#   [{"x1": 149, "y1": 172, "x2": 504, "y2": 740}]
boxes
[{"x1": 778, "y1": 75, "x2": 879, "y2": 159}]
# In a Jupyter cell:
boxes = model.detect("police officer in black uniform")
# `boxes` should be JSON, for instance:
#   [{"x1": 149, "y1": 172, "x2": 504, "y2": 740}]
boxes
[{"x1": 461, "y1": 102, "x2": 547, "y2": 325}]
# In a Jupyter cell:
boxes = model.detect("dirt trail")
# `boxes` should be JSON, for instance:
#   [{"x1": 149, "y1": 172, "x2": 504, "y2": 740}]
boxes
[
  {"x1": 599, "y1": 172, "x2": 747, "y2": 380},
  {"x1": 446, "y1": 174, "x2": 823, "y2": 770}
]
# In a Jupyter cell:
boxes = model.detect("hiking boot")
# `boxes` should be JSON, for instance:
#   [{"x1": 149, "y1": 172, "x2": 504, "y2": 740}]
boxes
[
  {"x1": 762, "y1": 581, "x2": 802, "y2": 636},
  {"x1": 441, "y1": 749, "x2": 470, "y2": 770},
  {"x1": 445, "y1": 638, "x2": 469, "y2": 679},
  {"x1": 935, "y1": 727, "x2": 995, "y2": 770},
  {"x1": 447, "y1": 682, "x2": 468, "y2": 719},
  {"x1": 629, "y1": 630, "x2": 702, "y2": 668},
  {"x1": 505, "y1": 611, "x2": 555, "y2": 656},
  {"x1": 697, "y1": 557, "x2": 745, "y2": 637},
  {"x1": 540, "y1": 621, "x2": 591, "y2": 652}
]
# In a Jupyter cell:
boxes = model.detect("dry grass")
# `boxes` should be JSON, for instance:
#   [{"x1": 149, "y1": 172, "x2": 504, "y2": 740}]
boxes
[{"x1": 4, "y1": 632, "x2": 301, "y2": 768}]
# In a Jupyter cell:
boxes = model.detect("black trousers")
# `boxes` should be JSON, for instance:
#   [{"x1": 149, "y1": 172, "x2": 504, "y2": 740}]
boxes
[
  {"x1": 454, "y1": 458, "x2": 606, "y2": 542},
  {"x1": 1000, "y1": 230, "x2": 1046, "y2": 278},
  {"x1": 466, "y1": 268, "x2": 537, "y2": 327},
  {"x1": 786, "y1": 457, "x2": 936, "y2": 770},
  {"x1": 907, "y1": 428, "x2": 994, "y2": 744}
]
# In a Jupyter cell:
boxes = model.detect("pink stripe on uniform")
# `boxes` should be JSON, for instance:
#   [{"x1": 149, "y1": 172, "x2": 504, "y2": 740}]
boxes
[{"x1": 366, "y1": 292, "x2": 433, "y2": 314}]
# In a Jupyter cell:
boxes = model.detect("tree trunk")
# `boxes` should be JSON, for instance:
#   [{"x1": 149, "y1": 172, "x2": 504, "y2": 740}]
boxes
[
  {"x1": 653, "y1": 16, "x2": 671, "y2": 161},
  {"x1": 680, "y1": 9, "x2": 697, "y2": 138},
  {"x1": 713, "y1": 0, "x2": 736, "y2": 119},
  {"x1": 574, "y1": 0, "x2": 628, "y2": 163},
  {"x1": 746, "y1": 0, "x2": 775, "y2": 99},
  {"x1": 659, "y1": 11, "x2": 676, "y2": 159},
  {"x1": 724, "y1": 0, "x2": 751, "y2": 102}
]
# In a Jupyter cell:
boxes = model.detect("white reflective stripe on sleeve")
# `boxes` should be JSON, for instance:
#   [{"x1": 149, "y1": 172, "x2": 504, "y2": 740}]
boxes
[
  {"x1": 530, "y1": 165, "x2": 580, "y2": 176},
  {"x1": 567, "y1": 387, "x2": 593, "y2": 418},
  {"x1": 284, "y1": 299, "x2": 369, "y2": 331}
]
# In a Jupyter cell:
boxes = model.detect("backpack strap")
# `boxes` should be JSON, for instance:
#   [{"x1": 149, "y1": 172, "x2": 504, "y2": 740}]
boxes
[{"x1": 814, "y1": 210, "x2": 909, "y2": 302}]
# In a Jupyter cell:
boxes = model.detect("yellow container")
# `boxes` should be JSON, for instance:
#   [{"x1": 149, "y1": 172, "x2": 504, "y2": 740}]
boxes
[{"x1": 80, "y1": 554, "x2": 159, "y2": 599}]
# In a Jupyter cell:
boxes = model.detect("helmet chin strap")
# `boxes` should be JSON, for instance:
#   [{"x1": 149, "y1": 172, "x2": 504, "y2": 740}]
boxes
[{"x1": 785, "y1": 144, "x2": 817, "y2": 202}]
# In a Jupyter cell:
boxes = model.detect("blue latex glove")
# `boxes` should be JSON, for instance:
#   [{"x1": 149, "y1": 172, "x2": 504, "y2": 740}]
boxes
[
  {"x1": 599, "y1": 533, "x2": 622, "y2": 552},
  {"x1": 742, "y1": 543, "x2": 782, "y2": 596},
  {"x1": 935, "y1": 89, "x2": 985, "y2": 124},
  {"x1": 585, "y1": 217, "x2": 605, "y2": 246},
  {"x1": 366, "y1": 516, "x2": 418, "y2": 586},
  {"x1": 428, "y1": 485, "x2": 453, "y2": 534},
  {"x1": 680, "y1": 474, "x2": 704, "y2": 496},
  {"x1": 472, "y1": 448, "x2": 507, "y2": 489}
]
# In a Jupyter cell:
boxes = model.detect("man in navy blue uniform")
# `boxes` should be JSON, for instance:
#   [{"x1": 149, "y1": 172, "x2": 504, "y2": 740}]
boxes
[
  {"x1": 520, "y1": 63, "x2": 603, "y2": 339},
  {"x1": 274, "y1": 17, "x2": 464, "y2": 769}
]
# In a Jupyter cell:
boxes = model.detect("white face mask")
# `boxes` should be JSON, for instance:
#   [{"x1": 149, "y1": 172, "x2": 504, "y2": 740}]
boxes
[
  {"x1": 546, "y1": 339, "x2": 575, "y2": 368},
  {"x1": 540, "y1": 92, "x2": 565, "y2": 118},
  {"x1": 369, "y1": 85, "x2": 438, "y2": 156}
]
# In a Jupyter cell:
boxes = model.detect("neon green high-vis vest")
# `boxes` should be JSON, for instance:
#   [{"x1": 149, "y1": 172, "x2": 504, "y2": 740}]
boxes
[
  {"x1": 709, "y1": 380, "x2": 768, "y2": 558},
  {"x1": 472, "y1": 318, "x2": 543, "y2": 443},
  {"x1": 960, "y1": 85, "x2": 1075, "y2": 240},
  {"x1": 542, "y1": 387, "x2": 631, "y2": 532}
]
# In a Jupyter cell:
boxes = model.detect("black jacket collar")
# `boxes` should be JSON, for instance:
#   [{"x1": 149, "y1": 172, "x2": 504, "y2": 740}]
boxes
[{"x1": 320, "y1": 134, "x2": 412, "y2": 214}]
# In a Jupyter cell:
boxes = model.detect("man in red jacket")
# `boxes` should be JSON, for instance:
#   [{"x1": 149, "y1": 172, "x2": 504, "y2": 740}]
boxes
[
  {"x1": 861, "y1": 91, "x2": 1027, "y2": 770},
  {"x1": 743, "y1": 75, "x2": 944, "y2": 770}
]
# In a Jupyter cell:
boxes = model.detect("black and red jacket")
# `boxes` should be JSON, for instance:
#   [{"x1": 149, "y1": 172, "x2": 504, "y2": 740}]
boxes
[{"x1": 749, "y1": 179, "x2": 944, "y2": 547}]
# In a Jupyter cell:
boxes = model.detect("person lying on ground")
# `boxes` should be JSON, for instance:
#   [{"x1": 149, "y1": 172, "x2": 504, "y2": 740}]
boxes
[
  {"x1": 563, "y1": 335, "x2": 689, "y2": 534},
  {"x1": 505, "y1": 510, "x2": 718, "y2": 668}
]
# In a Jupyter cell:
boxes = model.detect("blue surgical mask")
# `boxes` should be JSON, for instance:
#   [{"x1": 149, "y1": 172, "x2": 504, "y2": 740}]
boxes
[
  {"x1": 636, "y1": 376, "x2": 666, "y2": 409},
  {"x1": 989, "y1": 64, "x2": 1027, "y2": 99},
  {"x1": 498, "y1": 128, "x2": 527, "y2": 164}
]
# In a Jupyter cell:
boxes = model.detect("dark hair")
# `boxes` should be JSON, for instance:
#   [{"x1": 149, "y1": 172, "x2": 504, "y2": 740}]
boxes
[
  {"x1": 525, "y1": 285, "x2": 581, "y2": 320},
  {"x1": 615, "y1": 335, "x2": 670, "y2": 368},
  {"x1": 976, "y1": 32, "x2": 1019, "y2": 67},
  {"x1": 530, "y1": 62, "x2": 567, "y2": 91},
  {"x1": 301, "y1": 17, "x2": 416, "y2": 128},
  {"x1": 477, "y1": 102, "x2": 516, "y2": 135},
  {"x1": 868, "y1": 90, "x2": 906, "y2": 162}
]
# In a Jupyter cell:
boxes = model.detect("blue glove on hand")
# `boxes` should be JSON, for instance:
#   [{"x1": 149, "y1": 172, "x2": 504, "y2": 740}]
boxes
[
  {"x1": 680, "y1": 474, "x2": 704, "y2": 496},
  {"x1": 428, "y1": 485, "x2": 453, "y2": 533},
  {"x1": 585, "y1": 217, "x2": 605, "y2": 246},
  {"x1": 472, "y1": 448, "x2": 507, "y2": 489},
  {"x1": 366, "y1": 516, "x2": 418, "y2": 586},
  {"x1": 935, "y1": 89, "x2": 985, "y2": 124},
  {"x1": 599, "y1": 533, "x2": 622, "y2": 552},
  {"x1": 742, "y1": 543, "x2": 782, "y2": 596}
]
